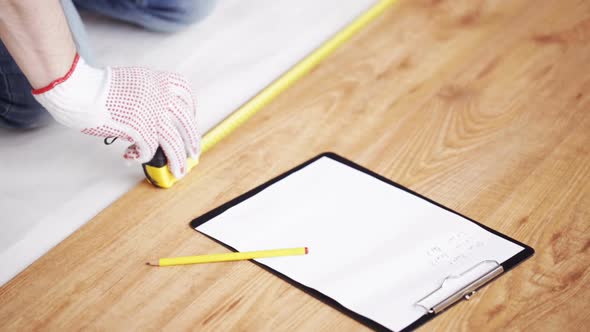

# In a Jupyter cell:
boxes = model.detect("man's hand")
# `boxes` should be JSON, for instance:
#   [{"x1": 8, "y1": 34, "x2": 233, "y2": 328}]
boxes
[
  {"x1": 0, "y1": 0, "x2": 200, "y2": 177},
  {"x1": 33, "y1": 54, "x2": 201, "y2": 178}
]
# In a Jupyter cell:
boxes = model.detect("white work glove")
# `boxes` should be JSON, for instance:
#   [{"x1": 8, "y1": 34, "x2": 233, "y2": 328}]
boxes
[{"x1": 33, "y1": 53, "x2": 201, "y2": 178}]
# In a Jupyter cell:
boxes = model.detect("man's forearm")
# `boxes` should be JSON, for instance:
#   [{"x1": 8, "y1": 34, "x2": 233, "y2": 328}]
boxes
[{"x1": 0, "y1": 0, "x2": 77, "y2": 89}]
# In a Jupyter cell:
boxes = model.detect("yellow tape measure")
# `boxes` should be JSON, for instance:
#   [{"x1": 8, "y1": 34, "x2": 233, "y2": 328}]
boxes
[{"x1": 143, "y1": 0, "x2": 399, "y2": 188}]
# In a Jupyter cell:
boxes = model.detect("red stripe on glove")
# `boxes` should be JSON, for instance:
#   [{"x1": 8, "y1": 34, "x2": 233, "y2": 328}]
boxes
[{"x1": 32, "y1": 54, "x2": 80, "y2": 95}]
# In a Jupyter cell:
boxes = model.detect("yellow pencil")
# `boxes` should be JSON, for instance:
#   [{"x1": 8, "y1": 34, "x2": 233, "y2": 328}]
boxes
[{"x1": 146, "y1": 247, "x2": 309, "y2": 267}]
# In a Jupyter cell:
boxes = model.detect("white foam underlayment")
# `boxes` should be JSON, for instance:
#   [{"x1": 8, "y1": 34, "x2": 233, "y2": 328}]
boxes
[{"x1": 0, "y1": 0, "x2": 379, "y2": 286}]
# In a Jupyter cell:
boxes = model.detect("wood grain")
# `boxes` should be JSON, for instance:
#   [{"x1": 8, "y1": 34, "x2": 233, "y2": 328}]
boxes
[{"x1": 1, "y1": 0, "x2": 589, "y2": 330}]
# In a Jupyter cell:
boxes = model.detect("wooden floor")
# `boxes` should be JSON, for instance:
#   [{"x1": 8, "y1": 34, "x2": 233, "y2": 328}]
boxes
[{"x1": 1, "y1": 0, "x2": 589, "y2": 330}]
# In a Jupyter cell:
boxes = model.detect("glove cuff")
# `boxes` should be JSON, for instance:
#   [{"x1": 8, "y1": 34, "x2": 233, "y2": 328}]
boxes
[
  {"x1": 32, "y1": 53, "x2": 111, "y2": 129},
  {"x1": 32, "y1": 54, "x2": 81, "y2": 95}
]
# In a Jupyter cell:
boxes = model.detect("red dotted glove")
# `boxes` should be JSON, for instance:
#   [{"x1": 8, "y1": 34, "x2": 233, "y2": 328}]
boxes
[{"x1": 33, "y1": 54, "x2": 201, "y2": 178}]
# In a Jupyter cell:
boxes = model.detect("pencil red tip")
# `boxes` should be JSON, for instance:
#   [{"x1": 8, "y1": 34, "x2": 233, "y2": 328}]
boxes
[{"x1": 305, "y1": 247, "x2": 309, "y2": 254}]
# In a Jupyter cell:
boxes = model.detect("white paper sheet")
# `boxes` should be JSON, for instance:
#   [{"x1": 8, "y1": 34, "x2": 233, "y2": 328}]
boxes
[
  {"x1": 0, "y1": 0, "x2": 379, "y2": 285},
  {"x1": 196, "y1": 156, "x2": 525, "y2": 331}
]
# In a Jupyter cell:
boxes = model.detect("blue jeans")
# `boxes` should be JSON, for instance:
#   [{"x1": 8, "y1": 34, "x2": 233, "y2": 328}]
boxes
[{"x1": 0, "y1": 0, "x2": 215, "y2": 129}]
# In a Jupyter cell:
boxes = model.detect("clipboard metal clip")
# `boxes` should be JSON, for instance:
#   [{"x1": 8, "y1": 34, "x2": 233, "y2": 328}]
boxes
[{"x1": 414, "y1": 260, "x2": 504, "y2": 314}]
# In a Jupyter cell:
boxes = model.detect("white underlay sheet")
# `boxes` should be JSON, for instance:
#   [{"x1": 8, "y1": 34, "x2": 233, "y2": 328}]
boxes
[
  {"x1": 0, "y1": 0, "x2": 379, "y2": 286},
  {"x1": 196, "y1": 157, "x2": 525, "y2": 331}
]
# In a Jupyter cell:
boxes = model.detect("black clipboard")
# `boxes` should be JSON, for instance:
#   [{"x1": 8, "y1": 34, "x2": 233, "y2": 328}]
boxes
[{"x1": 190, "y1": 152, "x2": 534, "y2": 331}]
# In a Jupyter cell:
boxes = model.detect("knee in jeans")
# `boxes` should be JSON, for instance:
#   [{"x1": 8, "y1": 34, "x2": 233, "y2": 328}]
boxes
[
  {"x1": 142, "y1": 0, "x2": 216, "y2": 32},
  {"x1": 0, "y1": 102, "x2": 52, "y2": 129}
]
